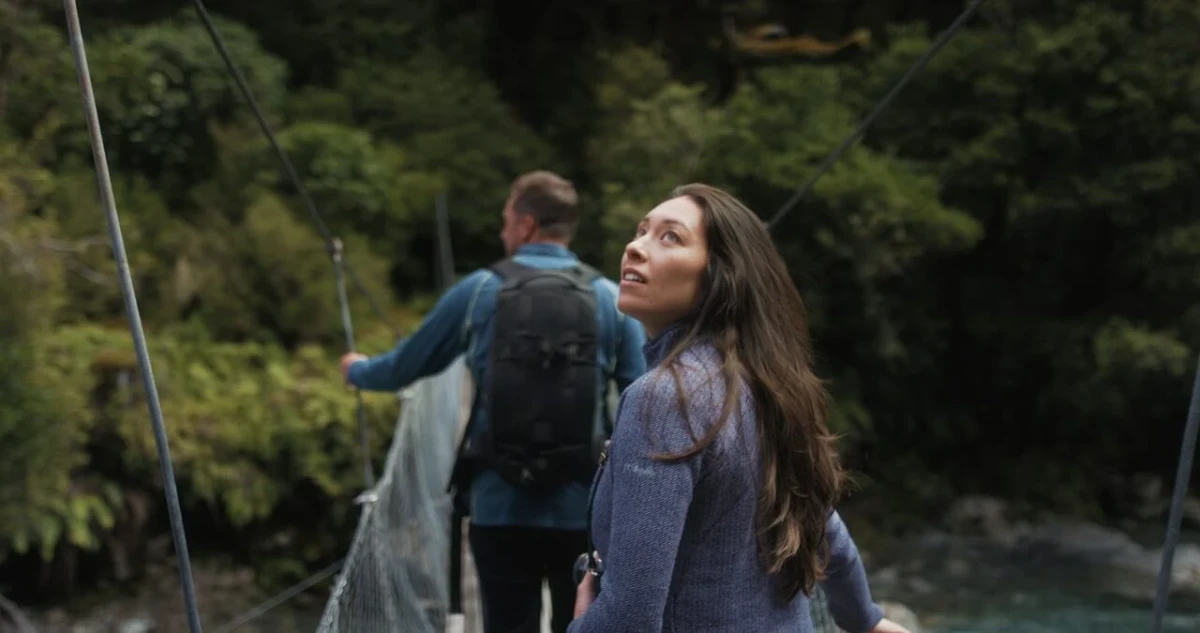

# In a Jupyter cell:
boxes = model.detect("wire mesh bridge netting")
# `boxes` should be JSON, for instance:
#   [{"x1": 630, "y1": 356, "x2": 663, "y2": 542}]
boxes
[{"x1": 314, "y1": 356, "x2": 481, "y2": 633}]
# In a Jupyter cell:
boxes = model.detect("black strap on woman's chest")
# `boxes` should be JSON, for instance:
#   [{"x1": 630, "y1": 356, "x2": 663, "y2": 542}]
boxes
[{"x1": 584, "y1": 440, "x2": 609, "y2": 571}]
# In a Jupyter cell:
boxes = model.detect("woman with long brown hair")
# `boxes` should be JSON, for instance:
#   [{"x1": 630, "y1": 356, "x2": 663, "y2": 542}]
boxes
[{"x1": 567, "y1": 184, "x2": 907, "y2": 633}]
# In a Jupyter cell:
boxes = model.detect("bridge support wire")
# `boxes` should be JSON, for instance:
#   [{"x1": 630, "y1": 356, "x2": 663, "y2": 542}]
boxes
[
  {"x1": 332, "y1": 238, "x2": 375, "y2": 489},
  {"x1": 190, "y1": 0, "x2": 398, "y2": 341},
  {"x1": 62, "y1": 2, "x2": 204, "y2": 633},
  {"x1": 1149, "y1": 356, "x2": 1200, "y2": 633},
  {"x1": 192, "y1": 0, "x2": 407, "y2": 491},
  {"x1": 211, "y1": 559, "x2": 343, "y2": 633},
  {"x1": 766, "y1": 0, "x2": 987, "y2": 229}
]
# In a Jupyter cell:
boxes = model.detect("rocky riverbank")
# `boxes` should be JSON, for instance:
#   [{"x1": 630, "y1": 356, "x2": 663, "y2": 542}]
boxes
[{"x1": 857, "y1": 491, "x2": 1200, "y2": 632}]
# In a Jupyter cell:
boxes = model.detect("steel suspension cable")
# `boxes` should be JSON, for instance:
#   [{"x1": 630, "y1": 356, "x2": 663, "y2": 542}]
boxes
[
  {"x1": 766, "y1": 0, "x2": 987, "y2": 230},
  {"x1": 1149, "y1": 357, "x2": 1200, "y2": 633},
  {"x1": 189, "y1": 0, "x2": 399, "y2": 340},
  {"x1": 211, "y1": 559, "x2": 344, "y2": 633},
  {"x1": 63, "y1": 2, "x2": 204, "y2": 632},
  {"x1": 333, "y1": 239, "x2": 375, "y2": 488},
  {"x1": 190, "y1": 0, "x2": 395, "y2": 489}
]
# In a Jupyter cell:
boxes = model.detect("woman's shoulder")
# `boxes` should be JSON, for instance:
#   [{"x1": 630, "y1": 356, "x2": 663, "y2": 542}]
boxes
[
  {"x1": 616, "y1": 341, "x2": 734, "y2": 451},
  {"x1": 626, "y1": 342, "x2": 725, "y2": 403}
]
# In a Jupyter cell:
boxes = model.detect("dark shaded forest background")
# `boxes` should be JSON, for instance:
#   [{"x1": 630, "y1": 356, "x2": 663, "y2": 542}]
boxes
[{"x1": 1, "y1": 0, "x2": 1198, "y2": 611}]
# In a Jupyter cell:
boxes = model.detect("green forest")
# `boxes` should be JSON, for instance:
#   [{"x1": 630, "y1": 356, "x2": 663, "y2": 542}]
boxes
[{"x1": 2, "y1": 0, "x2": 1198, "y2": 608}]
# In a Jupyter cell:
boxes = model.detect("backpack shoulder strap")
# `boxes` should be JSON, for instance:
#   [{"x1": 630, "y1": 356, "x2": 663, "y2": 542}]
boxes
[
  {"x1": 595, "y1": 275, "x2": 623, "y2": 380},
  {"x1": 461, "y1": 269, "x2": 493, "y2": 345},
  {"x1": 492, "y1": 258, "x2": 601, "y2": 291},
  {"x1": 574, "y1": 263, "x2": 604, "y2": 285},
  {"x1": 488, "y1": 258, "x2": 529, "y2": 282}
]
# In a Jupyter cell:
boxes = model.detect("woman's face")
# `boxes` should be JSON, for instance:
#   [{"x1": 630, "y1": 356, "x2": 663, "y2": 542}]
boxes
[{"x1": 617, "y1": 196, "x2": 709, "y2": 337}]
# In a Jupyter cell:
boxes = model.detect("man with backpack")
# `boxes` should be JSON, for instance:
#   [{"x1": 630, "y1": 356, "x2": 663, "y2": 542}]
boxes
[{"x1": 340, "y1": 170, "x2": 647, "y2": 633}]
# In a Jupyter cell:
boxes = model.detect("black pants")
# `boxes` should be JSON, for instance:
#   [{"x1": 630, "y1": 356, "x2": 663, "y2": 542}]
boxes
[{"x1": 469, "y1": 524, "x2": 588, "y2": 633}]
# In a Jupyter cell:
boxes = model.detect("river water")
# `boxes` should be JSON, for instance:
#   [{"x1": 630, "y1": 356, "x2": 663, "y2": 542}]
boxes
[
  {"x1": 928, "y1": 599, "x2": 1200, "y2": 633},
  {"x1": 867, "y1": 525, "x2": 1200, "y2": 633},
  {"x1": 921, "y1": 604, "x2": 1195, "y2": 633},
  {"x1": 875, "y1": 574, "x2": 1200, "y2": 633},
  {"x1": 938, "y1": 612, "x2": 1197, "y2": 632}
]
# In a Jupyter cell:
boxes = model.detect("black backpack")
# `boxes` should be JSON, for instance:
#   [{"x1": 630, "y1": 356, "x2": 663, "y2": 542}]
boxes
[{"x1": 479, "y1": 258, "x2": 605, "y2": 489}]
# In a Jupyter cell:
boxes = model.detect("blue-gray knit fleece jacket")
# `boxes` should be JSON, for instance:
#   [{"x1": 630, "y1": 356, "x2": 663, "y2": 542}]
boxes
[{"x1": 567, "y1": 324, "x2": 886, "y2": 633}]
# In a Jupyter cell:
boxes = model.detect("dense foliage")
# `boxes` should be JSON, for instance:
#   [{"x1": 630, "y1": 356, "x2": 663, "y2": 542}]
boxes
[{"x1": 1, "y1": 0, "x2": 1197, "y2": 600}]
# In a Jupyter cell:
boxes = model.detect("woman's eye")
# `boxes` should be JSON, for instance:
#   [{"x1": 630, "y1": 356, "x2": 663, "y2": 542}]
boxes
[{"x1": 662, "y1": 231, "x2": 680, "y2": 244}]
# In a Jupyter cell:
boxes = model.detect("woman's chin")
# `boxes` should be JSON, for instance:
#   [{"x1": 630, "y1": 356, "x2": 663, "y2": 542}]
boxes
[{"x1": 616, "y1": 294, "x2": 642, "y2": 320}]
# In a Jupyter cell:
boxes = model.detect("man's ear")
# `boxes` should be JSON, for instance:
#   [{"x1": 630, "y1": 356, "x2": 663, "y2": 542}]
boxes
[{"x1": 520, "y1": 212, "x2": 538, "y2": 239}]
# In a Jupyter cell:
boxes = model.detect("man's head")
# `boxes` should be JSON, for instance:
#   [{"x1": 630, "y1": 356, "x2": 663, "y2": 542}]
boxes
[{"x1": 499, "y1": 170, "x2": 580, "y2": 256}]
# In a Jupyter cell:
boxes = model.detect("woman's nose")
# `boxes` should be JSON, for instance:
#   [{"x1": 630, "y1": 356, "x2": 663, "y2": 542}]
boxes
[{"x1": 624, "y1": 237, "x2": 648, "y2": 262}]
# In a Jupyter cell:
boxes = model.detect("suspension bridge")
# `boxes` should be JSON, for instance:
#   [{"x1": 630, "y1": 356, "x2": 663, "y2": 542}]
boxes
[{"x1": 45, "y1": 0, "x2": 1200, "y2": 632}]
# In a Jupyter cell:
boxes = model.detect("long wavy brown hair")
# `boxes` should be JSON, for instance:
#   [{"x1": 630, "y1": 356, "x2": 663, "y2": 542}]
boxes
[{"x1": 652, "y1": 183, "x2": 845, "y2": 601}]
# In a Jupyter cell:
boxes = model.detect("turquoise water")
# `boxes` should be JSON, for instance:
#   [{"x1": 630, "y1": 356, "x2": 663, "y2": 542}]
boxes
[
  {"x1": 930, "y1": 605, "x2": 1199, "y2": 633},
  {"x1": 866, "y1": 525, "x2": 1200, "y2": 633},
  {"x1": 898, "y1": 583, "x2": 1200, "y2": 633}
]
